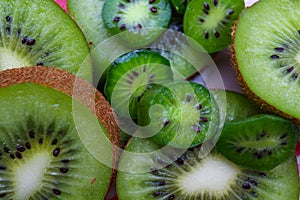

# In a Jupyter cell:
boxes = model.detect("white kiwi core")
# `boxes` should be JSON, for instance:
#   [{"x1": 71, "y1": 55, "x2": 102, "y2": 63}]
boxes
[
  {"x1": 123, "y1": 2, "x2": 149, "y2": 25},
  {"x1": 0, "y1": 49, "x2": 30, "y2": 70},
  {"x1": 178, "y1": 155, "x2": 240, "y2": 194},
  {"x1": 14, "y1": 152, "x2": 51, "y2": 200}
]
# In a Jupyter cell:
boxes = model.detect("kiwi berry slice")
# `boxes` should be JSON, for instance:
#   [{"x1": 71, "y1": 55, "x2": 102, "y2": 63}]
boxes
[
  {"x1": 0, "y1": 66, "x2": 119, "y2": 199},
  {"x1": 137, "y1": 81, "x2": 219, "y2": 148},
  {"x1": 216, "y1": 114, "x2": 300, "y2": 171},
  {"x1": 232, "y1": 0, "x2": 300, "y2": 121},
  {"x1": 116, "y1": 137, "x2": 299, "y2": 199},
  {"x1": 104, "y1": 49, "x2": 173, "y2": 120},
  {"x1": 184, "y1": 0, "x2": 245, "y2": 53},
  {"x1": 102, "y1": 0, "x2": 172, "y2": 47},
  {"x1": 0, "y1": 0, "x2": 93, "y2": 81}
]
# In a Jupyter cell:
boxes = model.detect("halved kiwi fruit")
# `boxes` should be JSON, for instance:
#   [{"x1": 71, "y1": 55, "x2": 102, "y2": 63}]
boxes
[
  {"x1": 0, "y1": 0, "x2": 93, "y2": 81},
  {"x1": 116, "y1": 137, "x2": 299, "y2": 199},
  {"x1": 216, "y1": 114, "x2": 300, "y2": 171},
  {"x1": 0, "y1": 66, "x2": 119, "y2": 199},
  {"x1": 137, "y1": 81, "x2": 219, "y2": 148},
  {"x1": 184, "y1": 0, "x2": 245, "y2": 53},
  {"x1": 104, "y1": 49, "x2": 173, "y2": 120},
  {"x1": 232, "y1": 0, "x2": 300, "y2": 121},
  {"x1": 102, "y1": 0, "x2": 172, "y2": 47}
]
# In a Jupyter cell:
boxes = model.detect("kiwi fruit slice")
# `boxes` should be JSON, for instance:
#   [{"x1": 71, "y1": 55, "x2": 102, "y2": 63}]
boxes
[
  {"x1": 170, "y1": 0, "x2": 191, "y2": 14},
  {"x1": 104, "y1": 49, "x2": 173, "y2": 120},
  {"x1": 0, "y1": 0, "x2": 93, "y2": 81},
  {"x1": 137, "y1": 81, "x2": 219, "y2": 148},
  {"x1": 184, "y1": 0, "x2": 245, "y2": 53},
  {"x1": 232, "y1": 0, "x2": 300, "y2": 121},
  {"x1": 116, "y1": 137, "x2": 299, "y2": 199},
  {"x1": 211, "y1": 89, "x2": 263, "y2": 122},
  {"x1": 0, "y1": 66, "x2": 119, "y2": 199},
  {"x1": 216, "y1": 114, "x2": 300, "y2": 171},
  {"x1": 102, "y1": 0, "x2": 172, "y2": 47},
  {"x1": 67, "y1": 0, "x2": 110, "y2": 49}
]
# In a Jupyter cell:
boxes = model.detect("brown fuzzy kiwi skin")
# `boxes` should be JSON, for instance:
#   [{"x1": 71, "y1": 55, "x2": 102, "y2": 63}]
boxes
[
  {"x1": 230, "y1": 15, "x2": 300, "y2": 125},
  {"x1": 0, "y1": 66, "x2": 120, "y2": 198}
]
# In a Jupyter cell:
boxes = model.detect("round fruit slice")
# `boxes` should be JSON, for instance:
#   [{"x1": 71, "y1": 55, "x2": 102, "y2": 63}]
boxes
[
  {"x1": 216, "y1": 114, "x2": 300, "y2": 171},
  {"x1": 0, "y1": 66, "x2": 119, "y2": 199},
  {"x1": 0, "y1": 0, "x2": 92, "y2": 81},
  {"x1": 116, "y1": 137, "x2": 299, "y2": 199},
  {"x1": 184, "y1": 0, "x2": 244, "y2": 53},
  {"x1": 137, "y1": 81, "x2": 219, "y2": 148},
  {"x1": 102, "y1": 0, "x2": 172, "y2": 47},
  {"x1": 233, "y1": 0, "x2": 300, "y2": 121},
  {"x1": 104, "y1": 49, "x2": 173, "y2": 120}
]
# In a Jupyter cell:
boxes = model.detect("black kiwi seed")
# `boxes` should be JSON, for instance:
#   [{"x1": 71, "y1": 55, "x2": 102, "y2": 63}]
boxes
[
  {"x1": 242, "y1": 182, "x2": 251, "y2": 190},
  {"x1": 5, "y1": 16, "x2": 12, "y2": 23},
  {"x1": 163, "y1": 120, "x2": 170, "y2": 127},
  {"x1": 61, "y1": 159, "x2": 70, "y2": 163},
  {"x1": 0, "y1": 193, "x2": 7, "y2": 198},
  {"x1": 16, "y1": 144, "x2": 26, "y2": 152},
  {"x1": 286, "y1": 66, "x2": 294, "y2": 73},
  {"x1": 203, "y1": 2, "x2": 210, "y2": 11},
  {"x1": 21, "y1": 36, "x2": 28, "y2": 44},
  {"x1": 193, "y1": 125, "x2": 201, "y2": 133},
  {"x1": 25, "y1": 142, "x2": 31, "y2": 149},
  {"x1": 186, "y1": 94, "x2": 192, "y2": 102},
  {"x1": 120, "y1": 24, "x2": 126, "y2": 30},
  {"x1": 53, "y1": 148, "x2": 61, "y2": 157},
  {"x1": 52, "y1": 188, "x2": 61, "y2": 195},
  {"x1": 200, "y1": 116, "x2": 208, "y2": 122},
  {"x1": 176, "y1": 158, "x2": 184, "y2": 165},
  {"x1": 236, "y1": 147, "x2": 245, "y2": 153},
  {"x1": 274, "y1": 47, "x2": 284, "y2": 52},
  {"x1": 0, "y1": 165, "x2": 7, "y2": 170},
  {"x1": 150, "y1": 7, "x2": 158, "y2": 13},
  {"x1": 51, "y1": 139, "x2": 58, "y2": 145},
  {"x1": 280, "y1": 133, "x2": 288, "y2": 139},
  {"x1": 227, "y1": 9, "x2": 234, "y2": 15},
  {"x1": 149, "y1": 0, "x2": 156, "y2": 4},
  {"x1": 36, "y1": 62, "x2": 44, "y2": 66},
  {"x1": 28, "y1": 130, "x2": 35, "y2": 138},
  {"x1": 15, "y1": 152, "x2": 23, "y2": 159},
  {"x1": 196, "y1": 104, "x2": 202, "y2": 110},
  {"x1": 270, "y1": 54, "x2": 280, "y2": 59},
  {"x1": 39, "y1": 138, "x2": 43, "y2": 144},
  {"x1": 213, "y1": 0, "x2": 218, "y2": 6},
  {"x1": 26, "y1": 38, "x2": 36, "y2": 46},
  {"x1": 60, "y1": 167, "x2": 69, "y2": 173},
  {"x1": 297, "y1": 30, "x2": 300, "y2": 37},
  {"x1": 6, "y1": 27, "x2": 11, "y2": 35},
  {"x1": 205, "y1": 31, "x2": 209, "y2": 39},
  {"x1": 199, "y1": 18, "x2": 205, "y2": 23},
  {"x1": 119, "y1": 3, "x2": 125, "y2": 9},
  {"x1": 3, "y1": 147, "x2": 11, "y2": 153},
  {"x1": 113, "y1": 16, "x2": 121, "y2": 22},
  {"x1": 9, "y1": 153, "x2": 15, "y2": 159}
]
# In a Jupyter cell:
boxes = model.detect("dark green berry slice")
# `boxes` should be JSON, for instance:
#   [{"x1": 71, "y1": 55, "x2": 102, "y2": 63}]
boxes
[
  {"x1": 216, "y1": 114, "x2": 300, "y2": 171},
  {"x1": 0, "y1": 67, "x2": 119, "y2": 199},
  {"x1": 104, "y1": 49, "x2": 173, "y2": 120},
  {"x1": 184, "y1": 0, "x2": 245, "y2": 53},
  {"x1": 102, "y1": 0, "x2": 172, "y2": 47},
  {"x1": 0, "y1": 0, "x2": 92, "y2": 81},
  {"x1": 137, "y1": 81, "x2": 219, "y2": 148},
  {"x1": 233, "y1": 0, "x2": 300, "y2": 121},
  {"x1": 170, "y1": 0, "x2": 191, "y2": 14},
  {"x1": 116, "y1": 137, "x2": 299, "y2": 200}
]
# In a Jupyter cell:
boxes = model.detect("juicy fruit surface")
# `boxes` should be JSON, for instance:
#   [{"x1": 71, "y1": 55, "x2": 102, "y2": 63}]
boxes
[
  {"x1": 233, "y1": 0, "x2": 300, "y2": 120},
  {"x1": 184, "y1": 0, "x2": 245, "y2": 53},
  {"x1": 117, "y1": 137, "x2": 299, "y2": 200},
  {"x1": 216, "y1": 114, "x2": 300, "y2": 171},
  {"x1": 67, "y1": 0, "x2": 110, "y2": 49},
  {"x1": 137, "y1": 82, "x2": 219, "y2": 148},
  {"x1": 102, "y1": 0, "x2": 172, "y2": 47},
  {"x1": 0, "y1": 83, "x2": 112, "y2": 199},
  {"x1": 104, "y1": 49, "x2": 173, "y2": 119},
  {"x1": 0, "y1": 0, "x2": 92, "y2": 80}
]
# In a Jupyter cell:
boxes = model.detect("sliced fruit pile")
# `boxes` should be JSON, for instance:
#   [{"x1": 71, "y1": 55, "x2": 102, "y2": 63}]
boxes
[{"x1": 0, "y1": 0, "x2": 299, "y2": 199}]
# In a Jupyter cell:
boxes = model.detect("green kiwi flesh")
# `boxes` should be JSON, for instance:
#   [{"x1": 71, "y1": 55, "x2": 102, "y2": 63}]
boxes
[
  {"x1": 137, "y1": 81, "x2": 219, "y2": 148},
  {"x1": 216, "y1": 114, "x2": 300, "y2": 171},
  {"x1": 0, "y1": 83, "x2": 112, "y2": 199},
  {"x1": 104, "y1": 49, "x2": 173, "y2": 120},
  {"x1": 0, "y1": 0, "x2": 92, "y2": 81},
  {"x1": 211, "y1": 89, "x2": 263, "y2": 122},
  {"x1": 116, "y1": 137, "x2": 299, "y2": 199},
  {"x1": 184, "y1": 0, "x2": 245, "y2": 53},
  {"x1": 67, "y1": 0, "x2": 110, "y2": 49},
  {"x1": 233, "y1": 0, "x2": 300, "y2": 121},
  {"x1": 102, "y1": 0, "x2": 172, "y2": 47}
]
